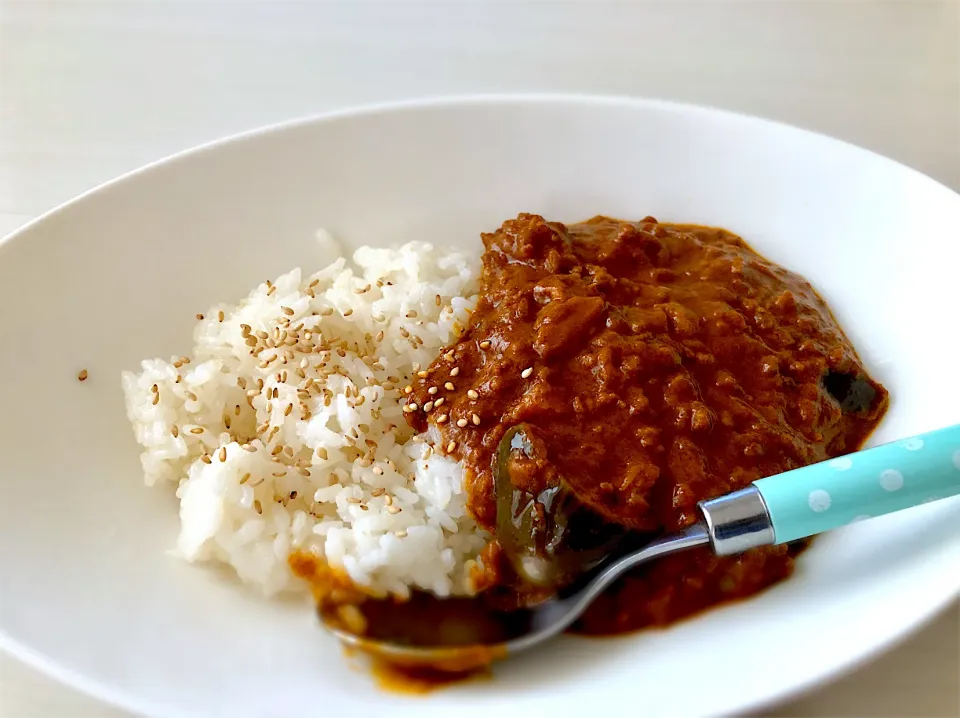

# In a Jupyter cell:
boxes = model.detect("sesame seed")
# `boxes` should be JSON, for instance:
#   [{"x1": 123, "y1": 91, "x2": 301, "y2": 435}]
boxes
[
  {"x1": 281, "y1": 306, "x2": 295, "y2": 316},
  {"x1": 217, "y1": 310, "x2": 225, "y2": 322},
  {"x1": 196, "y1": 313, "x2": 204, "y2": 320},
  {"x1": 321, "y1": 307, "x2": 334, "y2": 316},
  {"x1": 395, "y1": 529, "x2": 407, "y2": 538},
  {"x1": 254, "y1": 500, "x2": 262, "y2": 514},
  {"x1": 309, "y1": 278, "x2": 320, "y2": 288},
  {"x1": 467, "y1": 389, "x2": 479, "y2": 399},
  {"x1": 372, "y1": 487, "x2": 386, "y2": 497},
  {"x1": 428, "y1": 386, "x2": 438, "y2": 395},
  {"x1": 387, "y1": 505, "x2": 401, "y2": 514},
  {"x1": 218, "y1": 447, "x2": 227, "y2": 462},
  {"x1": 346, "y1": 496, "x2": 361, "y2": 504},
  {"x1": 456, "y1": 418, "x2": 468, "y2": 428},
  {"x1": 444, "y1": 382, "x2": 455, "y2": 391},
  {"x1": 372, "y1": 466, "x2": 384, "y2": 476},
  {"x1": 316, "y1": 447, "x2": 328, "y2": 460},
  {"x1": 201, "y1": 454, "x2": 212, "y2": 464},
  {"x1": 77, "y1": 369, "x2": 89, "y2": 382},
  {"x1": 171, "y1": 425, "x2": 180, "y2": 438},
  {"x1": 343, "y1": 308, "x2": 354, "y2": 317},
  {"x1": 271, "y1": 445, "x2": 283, "y2": 456},
  {"x1": 436, "y1": 413, "x2": 449, "y2": 424},
  {"x1": 446, "y1": 440, "x2": 457, "y2": 453},
  {"x1": 423, "y1": 401, "x2": 434, "y2": 412},
  {"x1": 239, "y1": 473, "x2": 250, "y2": 484},
  {"x1": 284, "y1": 403, "x2": 293, "y2": 417},
  {"x1": 472, "y1": 413, "x2": 481, "y2": 426},
  {"x1": 479, "y1": 340, "x2": 491, "y2": 350},
  {"x1": 450, "y1": 367, "x2": 460, "y2": 377},
  {"x1": 243, "y1": 445, "x2": 257, "y2": 452},
  {"x1": 297, "y1": 467, "x2": 310, "y2": 477},
  {"x1": 417, "y1": 370, "x2": 429, "y2": 378},
  {"x1": 521, "y1": 367, "x2": 534, "y2": 379},
  {"x1": 151, "y1": 392, "x2": 160, "y2": 406},
  {"x1": 151, "y1": 383, "x2": 159, "y2": 393},
  {"x1": 237, "y1": 377, "x2": 247, "y2": 389},
  {"x1": 444, "y1": 351, "x2": 455, "y2": 362},
  {"x1": 433, "y1": 397, "x2": 445, "y2": 408},
  {"x1": 435, "y1": 294, "x2": 442, "y2": 306},
  {"x1": 408, "y1": 403, "x2": 418, "y2": 412}
]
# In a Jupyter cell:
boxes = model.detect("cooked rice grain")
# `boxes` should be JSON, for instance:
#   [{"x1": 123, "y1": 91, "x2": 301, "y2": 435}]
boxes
[{"x1": 122, "y1": 237, "x2": 487, "y2": 597}]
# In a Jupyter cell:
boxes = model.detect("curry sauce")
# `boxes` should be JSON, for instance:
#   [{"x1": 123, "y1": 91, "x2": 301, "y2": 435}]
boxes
[
  {"x1": 298, "y1": 214, "x2": 888, "y2": 676},
  {"x1": 407, "y1": 214, "x2": 887, "y2": 631}
]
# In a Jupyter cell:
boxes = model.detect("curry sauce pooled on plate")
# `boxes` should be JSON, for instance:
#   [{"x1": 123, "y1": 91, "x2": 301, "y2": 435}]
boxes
[{"x1": 295, "y1": 214, "x2": 888, "y2": 662}]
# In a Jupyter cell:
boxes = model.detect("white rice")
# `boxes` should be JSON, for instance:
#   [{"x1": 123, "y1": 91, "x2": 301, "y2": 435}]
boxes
[{"x1": 122, "y1": 233, "x2": 488, "y2": 598}]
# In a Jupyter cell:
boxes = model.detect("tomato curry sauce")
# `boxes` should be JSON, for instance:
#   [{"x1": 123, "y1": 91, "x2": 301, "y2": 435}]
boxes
[{"x1": 294, "y1": 214, "x2": 888, "y2": 669}]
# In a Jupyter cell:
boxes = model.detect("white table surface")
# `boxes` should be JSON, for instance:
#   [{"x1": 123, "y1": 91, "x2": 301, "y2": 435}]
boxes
[{"x1": 0, "y1": 1, "x2": 958, "y2": 715}]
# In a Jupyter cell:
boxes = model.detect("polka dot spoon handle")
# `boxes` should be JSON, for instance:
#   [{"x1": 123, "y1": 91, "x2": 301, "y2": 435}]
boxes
[{"x1": 751, "y1": 424, "x2": 960, "y2": 543}]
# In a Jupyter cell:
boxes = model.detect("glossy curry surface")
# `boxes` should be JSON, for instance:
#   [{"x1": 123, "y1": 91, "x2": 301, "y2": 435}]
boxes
[{"x1": 297, "y1": 214, "x2": 888, "y2": 671}]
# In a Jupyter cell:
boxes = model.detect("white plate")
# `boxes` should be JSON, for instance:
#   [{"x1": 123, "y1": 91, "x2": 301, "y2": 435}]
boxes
[{"x1": 1, "y1": 96, "x2": 958, "y2": 718}]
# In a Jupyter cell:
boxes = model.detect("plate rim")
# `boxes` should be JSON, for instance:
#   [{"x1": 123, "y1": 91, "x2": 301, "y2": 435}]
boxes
[{"x1": 2, "y1": 91, "x2": 958, "y2": 251}]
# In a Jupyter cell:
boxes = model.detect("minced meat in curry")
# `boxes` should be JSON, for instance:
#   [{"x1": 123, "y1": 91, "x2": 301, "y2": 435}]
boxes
[{"x1": 295, "y1": 214, "x2": 888, "y2": 665}]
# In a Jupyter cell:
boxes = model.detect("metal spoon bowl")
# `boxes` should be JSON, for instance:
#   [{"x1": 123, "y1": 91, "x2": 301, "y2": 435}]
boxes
[{"x1": 323, "y1": 522, "x2": 711, "y2": 667}]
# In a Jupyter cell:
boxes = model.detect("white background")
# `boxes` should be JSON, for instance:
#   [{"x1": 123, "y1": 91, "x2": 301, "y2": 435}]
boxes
[{"x1": 0, "y1": 1, "x2": 957, "y2": 715}]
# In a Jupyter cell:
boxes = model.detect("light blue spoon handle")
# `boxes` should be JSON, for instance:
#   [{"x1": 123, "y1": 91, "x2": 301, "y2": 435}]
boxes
[{"x1": 753, "y1": 424, "x2": 960, "y2": 544}]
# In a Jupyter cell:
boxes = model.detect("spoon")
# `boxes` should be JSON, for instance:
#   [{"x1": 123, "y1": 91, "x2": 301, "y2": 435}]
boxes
[{"x1": 321, "y1": 423, "x2": 960, "y2": 668}]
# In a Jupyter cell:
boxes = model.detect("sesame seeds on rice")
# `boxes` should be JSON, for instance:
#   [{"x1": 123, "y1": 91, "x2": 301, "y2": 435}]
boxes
[{"x1": 122, "y1": 237, "x2": 487, "y2": 598}]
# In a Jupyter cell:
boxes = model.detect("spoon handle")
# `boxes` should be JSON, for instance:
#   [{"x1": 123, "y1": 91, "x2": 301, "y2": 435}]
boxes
[{"x1": 753, "y1": 424, "x2": 960, "y2": 543}]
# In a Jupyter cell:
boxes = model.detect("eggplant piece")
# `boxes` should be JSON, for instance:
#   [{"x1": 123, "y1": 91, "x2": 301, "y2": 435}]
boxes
[
  {"x1": 494, "y1": 424, "x2": 626, "y2": 588},
  {"x1": 822, "y1": 370, "x2": 877, "y2": 414}
]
